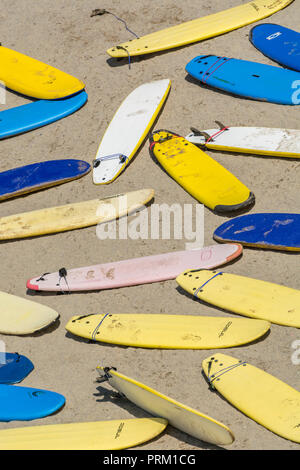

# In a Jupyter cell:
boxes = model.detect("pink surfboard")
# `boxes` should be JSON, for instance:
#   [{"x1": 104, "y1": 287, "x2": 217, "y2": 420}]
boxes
[{"x1": 26, "y1": 244, "x2": 242, "y2": 292}]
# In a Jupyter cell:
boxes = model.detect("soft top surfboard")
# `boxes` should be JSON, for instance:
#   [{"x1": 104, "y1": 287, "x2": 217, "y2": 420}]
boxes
[
  {"x1": 0, "y1": 188, "x2": 154, "y2": 240},
  {"x1": 213, "y1": 213, "x2": 300, "y2": 251},
  {"x1": 186, "y1": 125, "x2": 300, "y2": 158},
  {"x1": 93, "y1": 79, "x2": 170, "y2": 184},
  {"x1": 97, "y1": 366, "x2": 234, "y2": 446},
  {"x1": 250, "y1": 23, "x2": 300, "y2": 72},
  {"x1": 66, "y1": 313, "x2": 270, "y2": 349},
  {"x1": 0, "y1": 418, "x2": 167, "y2": 450},
  {"x1": 185, "y1": 55, "x2": 300, "y2": 105},
  {"x1": 150, "y1": 130, "x2": 254, "y2": 213},
  {"x1": 0, "y1": 45, "x2": 85, "y2": 99},
  {"x1": 202, "y1": 353, "x2": 300, "y2": 443},
  {"x1": 0, "y1": 159, "x2": 91, "y2": 201},
  {"x1": 0, "y1": 353, "x2": 34, "y2": 384},
  {"x1": 176, "y1": 269, "x2": 300, "y2": 327},
  {"x1": 26, "y1": 244, "x2": 242, "y2": 292},
  {"x1": 0, "y1": 384, "x2": 65, "y2": 421},
  {"x1": 0, "y1": 90, "x2": 88, "y2": 140},
  {"x1": 107, "y1": 0, "x2": 294, "y2": 57}
]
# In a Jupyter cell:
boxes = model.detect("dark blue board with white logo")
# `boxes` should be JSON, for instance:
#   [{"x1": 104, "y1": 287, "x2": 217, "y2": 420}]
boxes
[{"x1": 0, "y1": 353, "x2": 34, "y2": 384}]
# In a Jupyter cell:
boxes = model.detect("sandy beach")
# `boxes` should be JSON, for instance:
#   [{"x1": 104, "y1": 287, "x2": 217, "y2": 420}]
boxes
[{"x1": 0, "y1": 0, "x2": 299, "y2": 450}]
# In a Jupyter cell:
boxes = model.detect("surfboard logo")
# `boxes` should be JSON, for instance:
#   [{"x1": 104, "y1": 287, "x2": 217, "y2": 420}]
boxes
[
  {"x1": 266, "y1": 32, "x2": 282, "y2": 40},
  {"x1": 114, "y1": 422, "x2": 125, "y2": 439}
]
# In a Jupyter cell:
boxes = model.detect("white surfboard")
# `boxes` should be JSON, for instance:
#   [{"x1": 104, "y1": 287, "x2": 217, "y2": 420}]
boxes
[
  {"x1": 185, "y1": 126, "x2": 300, "y2": 158},
  {"x1": 93, "y1": 79, "x2": 171, "y2": 184}
]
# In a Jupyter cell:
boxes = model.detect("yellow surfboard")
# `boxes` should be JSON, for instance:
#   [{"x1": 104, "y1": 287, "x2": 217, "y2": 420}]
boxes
[
  {"x1": 0, "y1": 418, "x2": 167, "y2": 450},
  {"x1": 97, "y1": 366, "x2": 234, "y2": 446},
  {"x1": 66, "y1": 313, "x2": 270, "y2": 349},
  {"x1": 107, "y1": 0, "x2": 294, "y2": 57},
  {"x1": 202, "y1": 353, "x2": 300, "y2": 443},
  {"x1": 0, "y1": 188, "x2": 154, "y2": 240},
  {"x1": 0, "y1": 46, "x2": 85, "y2": 99},
  {"x1": 176, "y1": 269, "x2": 300, "y2": 327},
  {"x1": 150, "y1": 130, "x2": 254, "y2": 212}
]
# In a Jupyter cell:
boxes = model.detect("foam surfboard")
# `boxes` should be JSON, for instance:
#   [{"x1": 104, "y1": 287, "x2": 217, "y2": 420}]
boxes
[
  {"x1": 185, "y1": 55, "x2": 300, "y2": 105},
  {"x1": 26, "y1": 244, "x2": 242, "y2": 292},
  {"x1": 0, "y1": 384, "x2": 65, "y2": 421},
  {"x1": 66, "y1": 313, "x2": 270, "y2": 349},
  {"x1": 0, "y1": 418, "x2": 167, "y2": 450},
  {"x1": 106, "y1": 0, "x2": 294, "y2": 57},
  {"x1": 0, "y1": 45, "x2": 85, "y2": 99},
  {"x1": 0, "y1": 159, "x2": 91, "y2": 201},
  {"x1": 202, "y1": 353, "x2": 300, "y2": 443},
  {"x1": 213, "y1": 213, "x2": 300, "y2": 251},
  {"x1": 176, "y1": 269, "x2": 300, "y2": 327},
  {"x1": 0, "y1": 91, "x2": 88, "y2": 139},
  {"x1": 0, "y1": 353, "x2": 34, "y2": 384},
  {"x1": 0, "y1": 291, "x2": 59, "y2": 335},
  {"x1": 185, "y1": 126, "x2": 300, "y2": 158},
  {"x1": 149, "y1": 130, "x2": 254, "y2": 213},
  {"x1": 97, "y1": 367, "x2": 234, "y2": 446},
  {"x1": 0, "y1": 188, "x2": 154, "y2": 240},
  {"x1": 250, "y1": 23, "x2": 300, "y2": 72},
  {"x1": 93, "y1": 80, "x2": 171, "y2": 184}
]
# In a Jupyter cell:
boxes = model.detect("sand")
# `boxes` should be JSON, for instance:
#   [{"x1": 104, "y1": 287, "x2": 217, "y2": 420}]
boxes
[{"x1": 0, "y1": 0, "x2": 299, "y2": 451}]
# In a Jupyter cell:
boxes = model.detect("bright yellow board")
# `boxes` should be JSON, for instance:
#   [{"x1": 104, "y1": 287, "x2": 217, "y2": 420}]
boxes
[
  {"x1": 176, "y1": 269, "x2": 300, "y2": 327},
  {"x1": 0, "y1": 188, "x2": 154, "y2": 240},
  {"x1": 150, "y1": 130, "x2": 253, "y2": 212},
  {"x1": 202, "y1": 353, "x2": 300, "y2": 443},
  {"x1": 0, "y1": 46, "x2": 85, "y2": 99},
  {"x1": 0, "y1": 418, "x2": 167, "y2": 450},
  {"x1": 107, "y1": 0, "x2": 294, "y2": 57},
  {"x1": 66, "y1": 313, "x2": 270, "y2": 349}
]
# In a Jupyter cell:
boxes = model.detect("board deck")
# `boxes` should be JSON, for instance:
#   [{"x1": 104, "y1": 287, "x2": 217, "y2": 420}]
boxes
[
  {"x1": 202, "y1": 353, "x2": 300, "y2": 443},
  {"x1": 106, "y1": 0, "x2": 294, "y2": 57},
  {"x1": 0, "y1": 353, "x2": 34, "y2": 384},
  {"x1": 0, "y1": 91, "x2": 88, "y2": 139},
  {"x1": 93, "y1": 79, "x2": 171, "y2": 184}
]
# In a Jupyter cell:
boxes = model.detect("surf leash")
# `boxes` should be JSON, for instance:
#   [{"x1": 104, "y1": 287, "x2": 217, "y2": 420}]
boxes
[
  {"x1": 206, "y1": 358, "x2": 247, "y2": 390},
  {"x1": 192, "y1": 271, "x2": 223, "y2": 297}
]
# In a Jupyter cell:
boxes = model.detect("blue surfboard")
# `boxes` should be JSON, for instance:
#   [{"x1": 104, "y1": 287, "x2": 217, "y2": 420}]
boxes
[
  {"x1": 213, "y1": 213, "x2": 300, "y2": 251},
  {"x1": 0, "y1": 159, "x2": 91, "y2": 201},
  {"x1": 0, "y1": 90, "x2": 87, "y2": 139},
  {"x1": 250, "y1": 24, "x2": 300, "y2": 72},
  {"x1": 0, "y1": 384, "x2": 65, "y2": 421},
  {"x1": 0, "y1": 353, "x2": 34, "y2": 384},
  {"x1": 185, "y1": 55, "x2": 300, "y2": 105}
]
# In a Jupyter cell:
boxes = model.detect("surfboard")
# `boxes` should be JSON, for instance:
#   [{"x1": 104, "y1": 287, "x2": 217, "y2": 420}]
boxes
[
  {"x1": 176, "y1": 269, "x2": 300, "y2": 327},
  {"x1": 26, "y1": 243, "x2": 242, "y2": 292},
  {"x1": 0, "y1": 91, "x2": 88, "y2": 139},
  {"x1": 0, "y1": 353, "x2": 34, "y2": 384},
  {"x1": 0, "y1": 45, "x2": 85, "y2": 99},
  {"x1": 66, "y1": 313, "x2": 270, "y2": 349},
  {"x1": 185, "y1": 55, "x2": 300, "y2": 105},
  {"x1": 93, "y1": 80, "x2": 171, "y2": 184},
  {"x1": 213, "y1": 213, "x2": 300, "y2": 251},
  {"x1": 97, "y1": 367, "x2": 234, "y2": 446},
  {"x1": 0, "y1": 159, "x2": 91, "y2": 201},
  {"x1": 250, "y1": 23, "x2": 300, "y2": 72},
  {"x1": 106, "y1": 0, "x2": 294, "y2": 58},
  {"x1": 0, "y1": 384, "x2": 65, "y2": 421},
  {"x1": 0, "y1": 291, "x2": 59, "y2": 335},
  {"x1": 202, "y1": 353, "x2": 300, "y2": 443},
  {"x1": 185, "y1": 126, "x2": 300, "y2": 158},
  {"x1": 0, "y1": 188, "x2": 154, "y2": 240},
  {"x1": 0, "y1": 418, "x2": 167, "y2": 450},
  {"x1": 149, "y1": 130, "x2": 254, "y2": 213}
]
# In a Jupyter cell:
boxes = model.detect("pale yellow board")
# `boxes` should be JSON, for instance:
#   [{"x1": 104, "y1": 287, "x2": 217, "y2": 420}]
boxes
[
  {"x1": 176, "y1": 269, "x2": 300, "y2": 327},
  {"x1": 0, "y1": 291, "x2": 59, "y2": 335},
  {"x1": 97, "y1": 366, "x2": 235, "y2": 446},
  {"x1": 107, "y1": 0, "x2": 294, "y2": 57},
  {"x1": 66, "y1": 313, "x2": 270, "y2": 349},
  {"x1": 0, "y1": 188, "x2": 154, "y2": 240},
  {"x1": 0, "y1": 418, "x2": 167, "y2": 450},
  {"x1": 202, "y1": 353, "x2": 300, "y2": 443}
]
